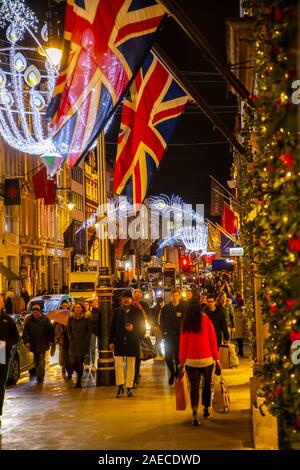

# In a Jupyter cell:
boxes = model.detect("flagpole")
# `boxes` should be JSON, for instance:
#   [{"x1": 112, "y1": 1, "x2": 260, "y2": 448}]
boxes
[
  {"x1": 215, "y1": 222, "x2": 239, "y2": 244},
  {"x1": 209, "y1": 175, "x2": 240, "y2": 206},
  {"x1": 53, "y1": 173, "x2": 59, "y2": 294},
  {"x1": 206, "y1": 219, "x2": 238, "y2": 244},
  {"x1": 152, "y1": 44, "x2": 245, "y2": 155}
]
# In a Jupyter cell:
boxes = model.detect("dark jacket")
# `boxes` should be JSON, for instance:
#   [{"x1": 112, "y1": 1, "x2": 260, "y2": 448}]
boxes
[
  {"x1": 159, "y1": 302, "x2": 186, "y2": 337},
  {"x1": 67, "y1": 312, "x2": 92, "y2": 357},
  {"x1": 205, "y1": 306, "x2": 229, "y2": 347},
  {"x1": 23, "y1": 314, "x2": 54, "y2": 354},
  {"x1": 0, "y1": 310, "x2": 19, "y2": 360},
  {"x1": 109, "y1": 304, "x2": 146, "y2": 357},
  {"x1": 149, "y1": 304, "x2": 162, "y2": 327}
]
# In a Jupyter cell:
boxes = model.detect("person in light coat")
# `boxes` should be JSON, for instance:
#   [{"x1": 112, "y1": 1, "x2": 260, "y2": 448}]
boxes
[{"x1": 232, "y1": 305, "x2": 245, "y2": 357}]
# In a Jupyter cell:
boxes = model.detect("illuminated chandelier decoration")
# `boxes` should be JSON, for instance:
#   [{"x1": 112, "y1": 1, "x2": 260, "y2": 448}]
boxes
[
  {"x1": 0, "y1": 0, "x2": 58, "y2": 156},
  {"x1": 148, "y1": 194, "x2": 209, "y2": 253}
]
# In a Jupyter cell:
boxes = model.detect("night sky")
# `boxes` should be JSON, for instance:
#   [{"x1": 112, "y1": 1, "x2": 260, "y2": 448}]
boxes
[{"x1": 13, "y1": 1, "x2": 239, "y2": 216}]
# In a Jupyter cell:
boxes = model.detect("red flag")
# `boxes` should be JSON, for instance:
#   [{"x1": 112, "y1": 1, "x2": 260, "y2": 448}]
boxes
[
  {"x1": 44, "y1": 179, "x2": 56, "y2": 205},
  {"x1": 47, "y1": 0, "x2": 165, "y2": 167},
  {"x1": 32, "y1": 167, "x2": 56, "y2": 205},
  {"x1": 221, "y1": 203, "x2": 238, "y2": 235},
  {"x1": 32, "y1": 167, "x2": 47, "y2": 199}
]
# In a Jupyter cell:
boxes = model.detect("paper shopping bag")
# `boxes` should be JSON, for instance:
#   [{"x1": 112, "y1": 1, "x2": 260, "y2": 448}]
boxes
[
  {"x1": 175, "y1": 371, "x2": 189, "y2": 411},
  {"x1": 0, "y1": 340, "x2": 6, "y2": 364}
]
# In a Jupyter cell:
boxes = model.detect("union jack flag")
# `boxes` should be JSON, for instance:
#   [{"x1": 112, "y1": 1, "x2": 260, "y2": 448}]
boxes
[
  {"x1": 47, "y1": 0, "x2": 165, "y2": 167},
  {"x1": 114, "y1": 52, "x2": 189, "y2": 205}
]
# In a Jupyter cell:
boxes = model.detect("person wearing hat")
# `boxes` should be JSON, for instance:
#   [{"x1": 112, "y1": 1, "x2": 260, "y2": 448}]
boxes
[
  {"x1": 23, "y1": 304, "x2": 54, "y2": 383},
  {"x1": 109, "y1": 290, "x2": 145, "y2": 398}
]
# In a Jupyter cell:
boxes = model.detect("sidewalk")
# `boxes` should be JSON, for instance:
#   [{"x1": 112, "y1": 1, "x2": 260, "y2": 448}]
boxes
[{"x1": 1, "y1": 357, "x2": 253, "y2": 450}]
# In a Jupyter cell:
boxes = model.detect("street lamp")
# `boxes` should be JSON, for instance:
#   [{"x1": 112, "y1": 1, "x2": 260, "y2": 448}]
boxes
[{"x1": 45, "y1": 0, "x2": 63, "y2": 67}]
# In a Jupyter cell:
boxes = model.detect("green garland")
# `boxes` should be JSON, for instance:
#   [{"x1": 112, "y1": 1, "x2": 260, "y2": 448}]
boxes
[
  {"x1": 242, "y1": 0, "x2": 300, "y2": 443},
  {"x1": 238, "y1": 131, "x2": 257, "y2": 359}
]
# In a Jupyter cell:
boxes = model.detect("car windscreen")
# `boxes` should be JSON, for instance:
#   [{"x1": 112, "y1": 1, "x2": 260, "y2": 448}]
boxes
[
  {"x1": 28, "y1": 300, "x2": 61, "y2": 314},
  {"x1": 70, "y1": 282, "x2": 95, "y2": 292}
]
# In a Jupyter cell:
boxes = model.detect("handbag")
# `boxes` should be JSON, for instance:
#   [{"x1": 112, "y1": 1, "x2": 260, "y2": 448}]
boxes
[
  {"x1": 219, "y1": 344, "x2": 230, "y2": 369},
  {"x1": 175, "y1": 371, "x2": 189, "y2": 411},
  {"x1": 212, "y1": 374, "x2": 230, "y2": 413},
  {"x1": 140, "y1": 336, "x2": 156, "y2": 361}
]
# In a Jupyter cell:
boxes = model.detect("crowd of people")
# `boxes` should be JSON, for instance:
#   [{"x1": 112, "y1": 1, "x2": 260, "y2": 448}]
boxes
[{"x1": 0, "y1": 271, "x2": 245, "y2": 428}]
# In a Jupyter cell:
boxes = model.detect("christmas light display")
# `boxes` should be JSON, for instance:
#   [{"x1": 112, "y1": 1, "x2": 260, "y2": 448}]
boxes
[
  {"x1": 148, "y1": 194, "x2": 208, "y2": 253},
  {"x1": 0, "y1": 0, "x2": 58, "y2": 155}
]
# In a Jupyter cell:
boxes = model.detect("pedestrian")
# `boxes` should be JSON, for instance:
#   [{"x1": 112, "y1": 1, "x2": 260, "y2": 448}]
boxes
[
  {"x1": 149, "y1": 297, "x2": 164, "y2": 357},
  {"x1": 23, "y1": 304, "x2": 55, "y2": 383},
  {"x1": 217, "y1": 292, "x2": 235, "y2": 337},
  {"x1": 0, "y1": 294, "x2": 19, "y2": 429},
  {"x1": 205, "y1": 294, "x2": 229, "y2": 348},
  {"x1": 109, "y1": 291, "x2": 145, "y2": 398},
  {"x1": 159, "y1": 289, "x2": 186, "y2": 385},
  {"x1": 67, "y1": 303, "x2": 92, "y2": 388},
  {"x1": 54, "y1": 300, "x2": 71, "y2": 375},
  {"x1": 4, "y1": 296, "x2": 13, "y2": 315},
  {"x1": 133, "y1": 289, "x2": 148, "y2": 387},
  {"x1": 233, "y1": 305, "x2": 245, "y2": 357},
  {"x1": 13, "y1": 295, "x2": 26, "y2": 315},
  {"x1": 91, "y1": 298, "x2": 101, "y2": 368},
  {"x1": 20, "y1": 287, "x2": 30, "y2": 308},
  {"x1": 179, "y1": 301, "x2": 221, "y2": 426},
  {"x1": 82, "y1": 300, "x2": 97, "y2": 368}
]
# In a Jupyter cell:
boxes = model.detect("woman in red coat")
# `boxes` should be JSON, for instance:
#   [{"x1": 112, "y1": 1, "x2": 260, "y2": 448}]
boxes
[{"x1": 179, "y1": 300, "x2": 221, "y2": 426}]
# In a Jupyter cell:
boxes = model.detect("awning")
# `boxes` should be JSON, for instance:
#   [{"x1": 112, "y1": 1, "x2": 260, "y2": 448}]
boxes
[{"x1": 0, "y1": 262, "x2": 19, "y2": 280}]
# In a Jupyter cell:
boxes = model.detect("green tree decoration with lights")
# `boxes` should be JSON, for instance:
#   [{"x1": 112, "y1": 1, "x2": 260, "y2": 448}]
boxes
[{"x1": 242, "y1": 0, "x2": 300, "y2": 443}]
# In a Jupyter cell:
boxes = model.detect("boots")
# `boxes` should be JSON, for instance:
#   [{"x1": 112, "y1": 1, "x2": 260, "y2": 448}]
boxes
[
  {"x1": 116, "y1": 385, "x2": 124, "y2": 398},
  {"x1": 192, "y1": 408, "x2": 200, "y2": 426}
]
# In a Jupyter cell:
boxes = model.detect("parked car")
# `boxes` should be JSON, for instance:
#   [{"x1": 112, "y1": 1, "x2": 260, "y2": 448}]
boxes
[
  {"x1": 27, "y1": 294, "x2": 75, "y2": 315},
  {"x1": 7, "y1": 314, "x2": 35, "y2": 385}
]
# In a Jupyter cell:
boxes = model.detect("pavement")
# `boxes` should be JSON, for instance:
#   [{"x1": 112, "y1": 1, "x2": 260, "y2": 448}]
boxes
[{"x1": 1, "y1": 354, "x2": 253, "y2": 450}]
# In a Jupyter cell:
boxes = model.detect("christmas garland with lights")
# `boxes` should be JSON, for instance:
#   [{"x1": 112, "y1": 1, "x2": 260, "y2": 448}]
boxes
[
  {"x1": 238, "y1": 141, "x2": 256, "y2": 359},
  {"x1": 242, "y1": 0, "x2": 300, "y2": 442}
]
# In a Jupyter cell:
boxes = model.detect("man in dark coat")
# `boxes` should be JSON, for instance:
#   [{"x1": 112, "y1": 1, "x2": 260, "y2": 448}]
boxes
[
  {"x1": 23, "y1": 304, "x2": 54, "y2": 383},
  {"x1": 109, "y1": 291, "x2": 145, "y2": 398},
  {"x1": 205, "y1": 294, "x2": 229, "y2": 348},
  {"x1": 159, "y1": 289, "x2": 186, "y2": 385},
  {"x1": 0, "y1": 295, "x2": 19, "y2": 427},
  {"x1": 67, "y1": 303, "x2": 92, "y2": 388}
]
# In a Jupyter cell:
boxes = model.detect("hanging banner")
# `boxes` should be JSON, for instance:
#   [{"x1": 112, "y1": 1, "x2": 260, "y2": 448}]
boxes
[
  {"x1": 4, "y1": 178, "x2": 21, "y2": 205},
  {"x1": 210, "y1": 178, "x2": 224, "y2": 216}
]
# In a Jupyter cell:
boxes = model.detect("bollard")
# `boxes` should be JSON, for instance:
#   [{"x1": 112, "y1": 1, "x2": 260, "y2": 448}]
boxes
[{"x1": 97, "y1": 350, "x2": 115, "y2": 386}]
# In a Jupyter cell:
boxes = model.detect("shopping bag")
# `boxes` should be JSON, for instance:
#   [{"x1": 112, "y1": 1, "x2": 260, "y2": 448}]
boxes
[
  {"x1": 0, "y1": 340, "x2": 6, "y2": 364},
  {"x1": 219, "y1": 344, "x2": 230, "y2": 369},
  {"x1": 212, "y1": 375, "x2": 230, "y2": 413},
  {"x1": 140, "y1": 336, "x2": 156, "y2": 361},
  {"x1": 175, "y1": 371, "x2": 189, "y2": 411},
  {"x1": 229, "y1": 343, "x2": 239, "y2": 368}
]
